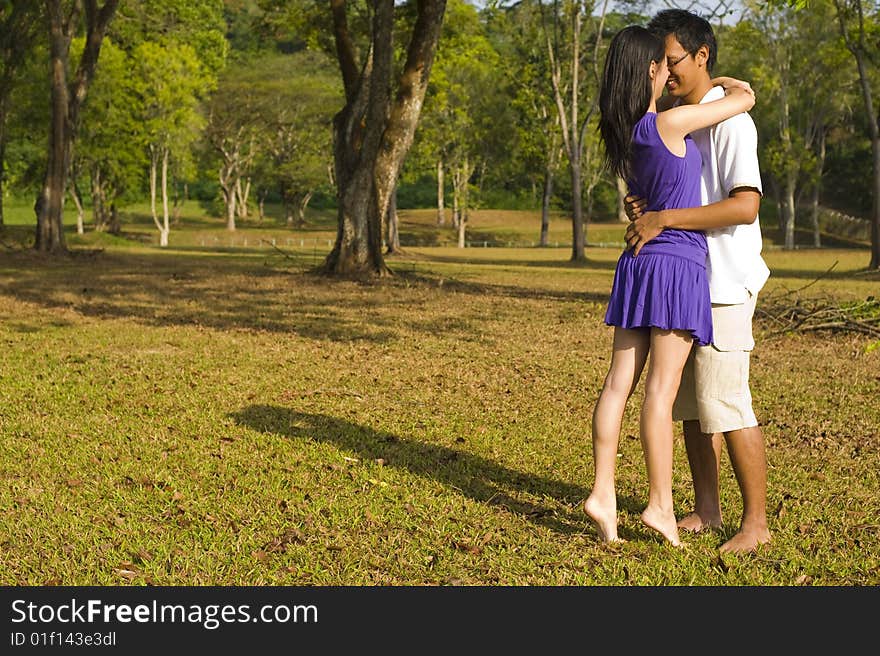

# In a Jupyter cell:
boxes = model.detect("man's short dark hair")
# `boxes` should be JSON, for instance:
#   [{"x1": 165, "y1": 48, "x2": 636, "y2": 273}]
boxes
[{"x1": 647, "y1": 9, "x2": 717, "y2": 72}]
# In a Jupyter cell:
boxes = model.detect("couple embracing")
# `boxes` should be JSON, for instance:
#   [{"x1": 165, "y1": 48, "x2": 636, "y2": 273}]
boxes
[{"x1": 585, "y1": 10, "x2": 771, "y2": 553}]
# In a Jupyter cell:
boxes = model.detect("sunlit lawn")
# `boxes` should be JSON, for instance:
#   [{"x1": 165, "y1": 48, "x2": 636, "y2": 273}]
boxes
[{"x1": 0, "y1": 207, "x2": 877, "y2": 585}]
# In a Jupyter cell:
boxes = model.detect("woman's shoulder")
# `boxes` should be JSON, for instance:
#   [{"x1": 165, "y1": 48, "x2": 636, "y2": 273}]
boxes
[
  {"x1": 632, "y1": 112, "x2": 658, "y2": 138},
  {"x1": 633, "y1": 112, "x2": 672, "y2": 152}
]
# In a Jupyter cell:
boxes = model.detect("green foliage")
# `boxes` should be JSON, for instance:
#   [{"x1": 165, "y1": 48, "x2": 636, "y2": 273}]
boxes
[
  {"x1": 824, "y1": 135, "x2": 873, "y2": 216},
  {"x1": 76, "y1": 38, "x2": 147, "y2": 201},
  {"x1": 723, "y1": 1, "x2": 859, "y2": 229},
  {"x1": 4, "y1": 47, "x2": 50, "y2": 194},
  {"x1": 243, "y1": 50, "x2": 342, "y2": 209},
  {"x1": 256, "y1": 0, "x2": 360, "y2": 56},
  {"x1": 112, "y1": 0, "x2": 228, "y2": 74},
  {"x1": 133, "y1": 39, "x2": 214, "y2": 182},
  {"x1": 0, "y1": 0, "x2": 877, "y2": 246}
]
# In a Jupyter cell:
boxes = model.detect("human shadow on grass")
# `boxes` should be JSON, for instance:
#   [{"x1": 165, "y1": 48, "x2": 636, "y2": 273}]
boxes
[{"x1": 231, "y1": 405, "x2": 644, "y2": 539}]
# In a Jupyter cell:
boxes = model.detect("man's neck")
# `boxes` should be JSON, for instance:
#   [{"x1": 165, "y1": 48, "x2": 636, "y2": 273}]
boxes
[{"x1": 681, "y1": 77, "x2": 715, "y2": 106}]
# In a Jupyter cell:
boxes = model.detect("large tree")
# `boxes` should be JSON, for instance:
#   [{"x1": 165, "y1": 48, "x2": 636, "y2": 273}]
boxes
[
  {"x1": 539, "y1": 0, "x2": 608, "y2": 262},
  {"x1": 35, "y1": 0, "x2": 119, "y2": 254},
  {"x1": 324, "y1": 0, "x2": 447, "y2": 276},
  {"x1": 833, "y1": 0, "x2": 880, "y2": 268},
  {"x1": 135, "y1": 40, "x2": 212, "y2": 246}
]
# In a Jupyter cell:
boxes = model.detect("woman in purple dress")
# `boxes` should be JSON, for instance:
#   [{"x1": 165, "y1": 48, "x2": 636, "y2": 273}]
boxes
[{"x1": 584, "y1": 25, "x2": 755, "y2": 546}]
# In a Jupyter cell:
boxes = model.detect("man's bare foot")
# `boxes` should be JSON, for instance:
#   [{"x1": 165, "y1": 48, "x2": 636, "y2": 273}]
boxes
[
  {"x1": 719, "y1": 528, "x2": 771, "y2": 554},
  {"x1": 641, "y1": 506, "x2": 681, "y2": 547},
  {"x1": 583, "y1": 495, "x2": 621, "y2": 543},
  {"x1": 677, "y1": 511, "x2": 723, "y2": 533}
]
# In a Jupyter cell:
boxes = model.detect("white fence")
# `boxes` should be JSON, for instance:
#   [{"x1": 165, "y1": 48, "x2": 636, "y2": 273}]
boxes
[{"x1": 195, "y1": 236, "x2": 626, "y2": 250}]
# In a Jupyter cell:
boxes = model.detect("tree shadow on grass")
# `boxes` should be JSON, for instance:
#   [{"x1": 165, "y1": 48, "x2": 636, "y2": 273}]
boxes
[
  {"x1": 394, "y1": 269, "x2": 613, "y2": 306},
  {"x1": 0, "y1": 250, "x2": 612, "y2": 343},
  {"x1": 412, "y1": 251, "x2": 620, "y2": 272},
  {"x1": 230, "y1": 405, "x2": 645, "y2": 540}
]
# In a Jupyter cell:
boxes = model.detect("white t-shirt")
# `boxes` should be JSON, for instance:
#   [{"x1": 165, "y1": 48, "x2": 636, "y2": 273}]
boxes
[{"x1": 691, "y1": 85, "x2": 771, "y2": 304}]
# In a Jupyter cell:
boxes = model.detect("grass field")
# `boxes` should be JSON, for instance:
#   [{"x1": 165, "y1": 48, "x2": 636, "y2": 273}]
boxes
[{"x1": 0, "y1": 204, "x2": 877, "y2": 586}]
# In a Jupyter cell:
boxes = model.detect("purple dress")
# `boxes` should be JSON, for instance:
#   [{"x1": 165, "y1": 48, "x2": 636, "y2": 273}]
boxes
[{"x1": 604, "y1": 112, "x2": 713, "y2": 345}]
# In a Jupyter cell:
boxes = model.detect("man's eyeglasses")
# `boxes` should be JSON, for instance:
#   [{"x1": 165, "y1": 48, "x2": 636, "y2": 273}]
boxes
[{"x1": 667, "y1": 52, "x2": 691, "y2": 69}]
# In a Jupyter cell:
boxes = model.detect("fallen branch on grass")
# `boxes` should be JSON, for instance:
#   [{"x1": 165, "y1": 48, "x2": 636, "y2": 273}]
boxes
[
  {"x1": 261, "y1": 239, "x2": 296, "y2": 261},
  {"x1": 757, "y1": 263, "x2": 880, "y2": 338}
]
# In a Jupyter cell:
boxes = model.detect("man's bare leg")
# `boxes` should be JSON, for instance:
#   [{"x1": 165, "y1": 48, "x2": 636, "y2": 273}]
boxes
[
  {"x1": 720, "y1": 425, "x2": 771, "y2": 553},
  {"x1": 677, "y1": 419, "x2": 724, "y2": 532}
]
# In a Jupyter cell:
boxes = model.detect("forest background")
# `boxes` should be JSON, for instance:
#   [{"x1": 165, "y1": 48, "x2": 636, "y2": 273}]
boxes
[{"x1": 0, "y1": 0, "x2": 877, "y2": 262}]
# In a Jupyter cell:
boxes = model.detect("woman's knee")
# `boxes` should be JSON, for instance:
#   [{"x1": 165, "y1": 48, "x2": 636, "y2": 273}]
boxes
[
  {"x1": 603, "y1": 369, "x2": 638, "y2": 398},
  {"x1": 644, "y1": 368, "x2": 684, "y2": 399}
]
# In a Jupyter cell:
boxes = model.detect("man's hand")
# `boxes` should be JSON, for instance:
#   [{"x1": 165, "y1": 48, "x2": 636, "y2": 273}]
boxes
[
  {"x1": 625, "y1": 210, "x2": 664, "y2": 256},
  {"x1": 624, "y1": 194, "x2": 646, "y2": 222}
]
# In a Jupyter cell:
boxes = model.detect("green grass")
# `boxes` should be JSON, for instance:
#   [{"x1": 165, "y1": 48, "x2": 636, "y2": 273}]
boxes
[{"x1": 0, "y1": 209, "x2": 877, "y2": 585}]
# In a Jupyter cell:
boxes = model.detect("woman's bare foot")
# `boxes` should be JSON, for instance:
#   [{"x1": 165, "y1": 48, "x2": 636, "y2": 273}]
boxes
[
  {"x1": 677, "y1": 511, "x2": 723, "y2": 533},
  {"x1": 641, "y1": 505, "x2": 682, "y2": 546},
  {"x1": 583, "y1": 495, "x2": 621, "y2": 543}
]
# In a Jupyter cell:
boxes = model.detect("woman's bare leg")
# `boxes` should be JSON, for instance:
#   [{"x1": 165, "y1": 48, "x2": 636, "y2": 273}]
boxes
[
  {"x1": 639, "y1": 328, "x2": 694, "y2": 546},
  {"x1": 584, "y1": 327, "x2": 649, "y2": 542}
]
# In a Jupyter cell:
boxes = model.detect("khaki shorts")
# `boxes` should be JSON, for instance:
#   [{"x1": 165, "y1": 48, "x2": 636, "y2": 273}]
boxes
[{"x1": 672, "y1": 292, "x2": 759, "y2": 434}]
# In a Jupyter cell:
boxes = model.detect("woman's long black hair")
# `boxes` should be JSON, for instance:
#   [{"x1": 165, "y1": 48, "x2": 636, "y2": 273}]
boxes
[{"x1": 598, "y1": 26, "x2": 665, "y2": 182}]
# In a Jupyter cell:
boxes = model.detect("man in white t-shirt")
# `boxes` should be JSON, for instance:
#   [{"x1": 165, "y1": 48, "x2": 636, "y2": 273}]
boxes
[{"x1": 625, "y1": 9, "x2": 772, "y2": 553}]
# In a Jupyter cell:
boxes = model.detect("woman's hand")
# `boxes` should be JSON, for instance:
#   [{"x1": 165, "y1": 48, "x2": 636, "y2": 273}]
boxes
[
  {"x1": 712, "y1": 76, "x2": 755, "y2": 97},
  {"x1": 724, "y1": 84, "x2": 756, "y2": 111}
]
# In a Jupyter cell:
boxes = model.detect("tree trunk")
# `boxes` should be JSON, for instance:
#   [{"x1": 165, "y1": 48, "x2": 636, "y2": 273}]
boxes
[
  {"x1": 149, "y1": 145, "x2": 158, "y2": 227},
  {"x1": 69, "y1": 179, "x2": 84, "y2": 235},
  {"x1": 436, "y1": 159, "x2": 445, "y2": 226},
  {"x1": 457, "y1": 185, "x2": 467, "y2": 250},
  {"x1": 810, "y1": 188, "x2": 821, "y2": 249},
  {"x1": 36, "y1": 0, "x2": 119, "y2": 254},
  {"x1": 160, "y1": 146, "x2": 169, "y2": 247},
  {"x1": 835, "y1": 0, "x2": 879, "y2": 269},
  {"x1": 108, "y1": 202, "x2": 120, "y2": 234},
  {"x1": 0, "y1": 121, "x2": 6, "y2": 227},
  {"x1": 811, "y1": 129, "x2": 825, "y2": 248},
  {"x1": 235, "y1": 177, "x2": 250, "y2": 219},
  {"x1": 540, "y1": 163, "x2": 553, "y2": 247},
  {"x1": 452, "y1": 169, "x2": 460, "y2": 229},
  {"x1": 462, "y1": 156, "x2": 470, "y2": 241},
  {"x1": 36, "y1": 20, "x2": 72, "y2": 253},
  {"x1": 784, "y1": 173, "x2": 796, "y2": 250},
  {"x1": 298, "y1": 190, "x2": 313, "y2": 226},
  {"x1": 224, "y1": 185, "x2": 237, "y2": 231},
  {"x1": 616, "y1": 176, "x2": 629, "y2": 223},
  {"x1": 544, "y1": 1, "x2": 603, "y2": 264},
  {"x1": 91, "y1": 166, "x2": 105, "y2": 231},
  {"x1": 386, "y1": 183, "x2": 401, "y2": 254},
  {"x1": 872, "y1": 137, "x2": 880, "y2": 268},
  {"x1": 149, "y1": 145, "x2": 169, "y2": 246},
  {"x1": 323, "y1": 0, "x2": 446, "y2": 276},
  {"x1": 570, "y1": 160, "x2": 585, "y2": 261}
]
